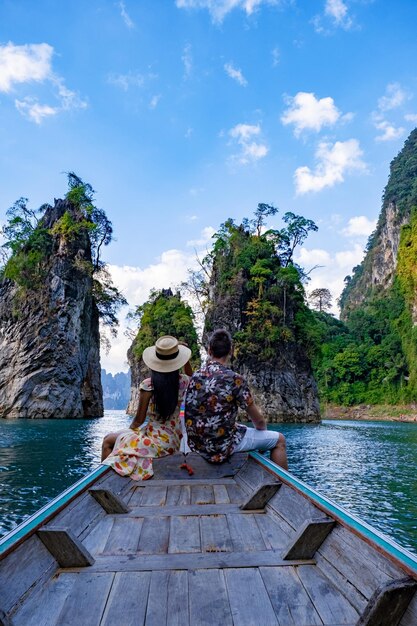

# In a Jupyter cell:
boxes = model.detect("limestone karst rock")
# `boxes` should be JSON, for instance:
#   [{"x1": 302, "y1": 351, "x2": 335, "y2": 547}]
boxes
[{"x1": 0, "y1": 198, "x2": 103, "y2": 418}]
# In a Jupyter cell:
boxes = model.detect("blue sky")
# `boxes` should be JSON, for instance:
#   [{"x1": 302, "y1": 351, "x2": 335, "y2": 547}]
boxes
[{"x1": 1, "y1": 0, "x2": 417, "y2": 372}]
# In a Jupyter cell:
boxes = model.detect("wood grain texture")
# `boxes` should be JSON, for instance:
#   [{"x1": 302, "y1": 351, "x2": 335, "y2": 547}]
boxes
[
  {"x1": 37, "y1": 528, "x2": 94, "y2": 567},
  {"x1": 88, "y1": 488, "x2": 130, "y2": 514},
  {"x1": 191, "y1": 485, "x2": 214, "y2": 505},
  {"x1": 100, "y1": 571, "x2": 151, "y2": 626},
  {"x1": 54, "y1": 572, "x2": 114, "y2": 626},
  {"x1": 0, "y1": 535, "x2": 56, "y2": 612},
  {"x1": 140, "y1": 485, "x2": 167, "y2": 506},
  {"x1": 200, "y1": 514, "x2": 233, "y2": 553},
  {"x1": 168, "y1": 516, "x2": 201, "y2": 553},
  {"x1": 137, "y1": 516, "x2": 170, "y2": 554},
  {"x1": 213, "y1": 484, "x2": 230, "y2": 504},
  {"x1": 189, "y1": 569, "x2": 233, "y2": 626},
  {"x1": 167, "y1": 570, "x2": 190, "y2": 626},
  {"x1": 357, "y1": 578, "x2": 417, "y2": 626},
  {"x1": 297, "y1": 563, "x2": 359, "y2": 625},
  {"x1": 145, "y1": 571, "x2": 169, "y2": 626},
  {"x1": 225, "y1": 567, "x2": 279, "y2": 626},
  {"x1": 82, "y1": 517, "x2": 114, "y2": 556},
  {"x1": 227, "y1": 513, "x2": 267, "y2": 551},
  {"x1": 282, "y1": 517, "x2": 335, "y2": 559},
  {"x1": 103, "y1": 517, "x2": 143, "y2": 554},
  {"x1": 260, "y1": 565, "x2": 322, "y2": 626},
  {"x1": 240, "y1": 482, "x2": 281, "y2": 511},
  {"x1": 12, "y1": 572, "x2": 77, "y2": 626}
]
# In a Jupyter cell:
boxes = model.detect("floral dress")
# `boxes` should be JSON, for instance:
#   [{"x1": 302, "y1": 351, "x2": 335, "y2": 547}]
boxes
[{"x1": 103, "y1": 374, "x2": 189, "y2": 480}]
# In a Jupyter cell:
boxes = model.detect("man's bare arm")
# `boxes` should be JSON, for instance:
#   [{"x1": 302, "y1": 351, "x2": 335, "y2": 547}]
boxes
[{"x1": 247, "y1": 403, "x2": 267, "y2": 430}]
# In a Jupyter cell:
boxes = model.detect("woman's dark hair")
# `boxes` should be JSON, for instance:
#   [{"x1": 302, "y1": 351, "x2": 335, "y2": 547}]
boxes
[
  {"x1": 151, "y1": 369, "x2": 180, "y2": 420},
  {"x1": 208, "y1": 328, "x2": 232, "y2": 358}
]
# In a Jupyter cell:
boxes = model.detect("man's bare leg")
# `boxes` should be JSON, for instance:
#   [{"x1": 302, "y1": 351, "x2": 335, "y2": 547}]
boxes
[{"x1": 270, "y1": 433, "x2": 288, "y2": 470}]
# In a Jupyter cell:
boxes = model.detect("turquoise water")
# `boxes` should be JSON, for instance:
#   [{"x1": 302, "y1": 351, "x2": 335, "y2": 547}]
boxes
[{"x1": 0, "y1": 413, "x2": 416, "y2": 554}]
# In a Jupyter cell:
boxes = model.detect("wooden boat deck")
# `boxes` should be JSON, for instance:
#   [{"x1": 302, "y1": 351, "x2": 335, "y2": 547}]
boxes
[{"x1": 1, "y1": 453, "x2": 417, "y2": 626}]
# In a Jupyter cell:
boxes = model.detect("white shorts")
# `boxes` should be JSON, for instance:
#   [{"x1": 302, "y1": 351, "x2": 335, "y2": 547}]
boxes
[{"x1": 233, "y1": 425, "x2": 280, "y2": 453}]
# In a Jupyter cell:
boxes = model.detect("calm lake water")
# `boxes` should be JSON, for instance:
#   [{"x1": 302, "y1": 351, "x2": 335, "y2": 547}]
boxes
[{"x1": 1, "y1": 413, "x2": 416, "y2": 554}]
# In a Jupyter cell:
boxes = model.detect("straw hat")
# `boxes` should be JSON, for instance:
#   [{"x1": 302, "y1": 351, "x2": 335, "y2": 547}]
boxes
[{"x1": 142, "y1": 336, "x2": 191, "y2": 373}]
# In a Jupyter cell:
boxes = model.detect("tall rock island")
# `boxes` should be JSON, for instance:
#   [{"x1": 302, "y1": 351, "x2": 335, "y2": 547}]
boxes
[
  {"x1": 0, "y1": 176, "x2": 124, "y2": 418},
  {"x1": 203, "y1": 208, "x2": 320, "y2": 423}
]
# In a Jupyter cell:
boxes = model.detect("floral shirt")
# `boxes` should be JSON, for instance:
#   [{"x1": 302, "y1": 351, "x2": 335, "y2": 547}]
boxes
[{"x1": 184, "y1": 359, "x2": 253, "y2": 463}]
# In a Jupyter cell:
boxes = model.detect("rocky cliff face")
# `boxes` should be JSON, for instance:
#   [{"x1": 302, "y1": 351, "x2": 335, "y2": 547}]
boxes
[
  {"x1": 205, "y1": 265, "x2": 320, "y2": 423},
  {"x1": 340, "y1": 128, "x2": 417, "y2": 319},
  {"x1": 0, "y1": 199, "x2": 103, "y2": 418}
]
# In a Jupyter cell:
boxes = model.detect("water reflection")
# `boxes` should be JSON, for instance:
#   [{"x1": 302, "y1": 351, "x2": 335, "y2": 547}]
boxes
[{"x1": 0, "y1": 414, "x2": 416, "y2": 554}]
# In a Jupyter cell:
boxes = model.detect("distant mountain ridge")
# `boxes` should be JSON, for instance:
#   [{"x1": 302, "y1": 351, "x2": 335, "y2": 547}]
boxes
[{"x1": 101, "y1": 369, "x2": 131, "y2": 410}]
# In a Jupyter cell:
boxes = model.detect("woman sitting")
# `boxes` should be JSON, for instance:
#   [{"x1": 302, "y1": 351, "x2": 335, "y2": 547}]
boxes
[{"x1": 101, "y1": 335, "x2": 191, "y2": 480}]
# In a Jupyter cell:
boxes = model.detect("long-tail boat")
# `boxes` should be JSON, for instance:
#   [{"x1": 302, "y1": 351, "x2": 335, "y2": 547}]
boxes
[{"x1": 0, "y1": 452, "x2": 416, "y2": 625}]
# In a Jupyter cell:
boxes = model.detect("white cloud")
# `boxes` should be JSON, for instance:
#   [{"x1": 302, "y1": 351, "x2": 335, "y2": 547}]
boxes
[
  {"x1": 405, "y1": 113, "x2": 417, "y2": 123},
  {"x1": 296, "y1": 242, "x2": 365, "y2": 315},
  {"x1": 0, "y1": 42, "x2": 53, "y2": 92},
  {"x1": 342, "y1": 215, "x2": 376, "y2": 237},
  {"x1": 176, "y1": 0, "x2": 281, "y2": 23},
  {"x1": 281, "y1": 92, "x2": 349, "y2": 136},
  {"x1": 224, "y1": 62, "x2": 247, "y2": 86},
  {"x1": 187, "y1": 226, "x2": 216, "y2": 247},
  {"x1": 185, "y1": 127, "x2": 194, "y2": 138},
  {"x1": 149, "y1": 94, "x2": 161, "y2": 109},
  {"x1": 0, "y1": 42, "x2": 87, "y2": 122},
  {"x1": 182, "y1": 44, "x2": 192, "y2": 79},
  {"x1": 271, "y1": 47, "x2": 280, "y2": 67},
  {"x1": 295, "y1": 139, "x2": 366, "y2": 194},
  {"x1": 378, "y1": 83, "x2": 408, "y2": 112},
  {"x1": 107, "y1": 72, "x2": 145, "y2": 90},
  {"x1": 374, "y1": 118, "x2": 405, "y2": 142},
  {"x1": 228, "y1": 123, "x2": 268, "y2": 165},
  {"x1": 102, "y1": 250, "x2": 199, "y2": 373},
  {"x1": 313, "y1": 0, "x2": 353, "y2": 33},
  {"x1": 15, "y1": 98, "x2": 58, "y2": 124},
  {"x1": 118, "y1": 1, "x2": 135, "y2": 29}
]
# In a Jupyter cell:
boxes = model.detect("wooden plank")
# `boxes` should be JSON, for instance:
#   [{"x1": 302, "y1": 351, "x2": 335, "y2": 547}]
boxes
[
  {"x1": 54, "y1": 572, "x2": 114, "y2": 626},
  {"x1": 255, "y1": 514, "x2": 291, "y2": 550},
  {"x1": 226, "y1": 483, "x2": 245, "y2": 504},
  {"x1": 189, "y1": 569, "x2": 233, "y2": 626},
  {"x1": 241, "y1": 482, "x2": 281, "y2": 511},
  {"x1": 213, "y1": 484, "x2": 230, "y2": 504},
  {"x1": 191, "y1": 485, "x2": 214, "y2": 505},
  {"x1": 315, "y1": 550, "x2": 368, "y2": 614},
  {"x1": 400, "y1": 591, "x2": 417, "y2": 625},
  {"x1": 235, "y1": 458, "x2": 270, "y2": 490},
  {"x1": 152, "y1": 452, "x2": 247, "y2": 480},
  {"x1": 317, "y1": 525, "x2": 400, "y2": 599},
  {"x1": 297, "y1": 563, "x2": 359, "y2": 625},
  {"x1": 200, "y1": 515, "x2": 233, "y2": 553},
  {"x1": 88, "y1": 488, "x2": 130, "y2": 514},
  {"x1": 282, "y1": 517, "x2": 335, "y2": 559},
  {"x1": 357, "y1": 578, "x2": 417, "y2": 626},
  {"x1": 103, "y1": 517, "x2": 143, "y2": 554},
  {"x1": 225, "y1": 568, "x2": 278, "y2": 626},
  {"x1": 178, "y1": 485, "x2": 191, "y2": 505},
  {"x1": 0, "y1": 610, "x2": 11, "y2": 626},
  {"x1": 167, "y1": 570, "x2": 189, "y2": 626},
  {"x1": 46, "y1": 490, "x2": 104, "y2": 539},
  {"x1": 126, "y1": 486, "x2": 145, "y2": 506},
  {"x1": 165, "y1": 484, "x2": 182, "y2": 505},
  {"x1": 268, "y1": 483, "x2": 320, "y2": 530},
  {"x1": 169, "y1": 516, "x2": 201, "y2": 553},
  {"x1": 140, "y1": 485, "x2": 167, "y2": 506},
  {"x1": 0, "y1": 535, "x2": 56, "y2": 613},
  {"x1": 130, "y1": 503, "x2": 243, "y2": 517},
  {"x1": 12, "y1": 572, "x2": 77, "y2": 626},
  {"x1": 260, "y1": 565, "x2": 322, "y2": 625},
  {"x1": 100, "y1": 571, "x2": 151, "y2": 625},
  {"x1": 82, "y1": 517, "x2": 114, "y2": 556},
  {"x1": 145, "y1": 571, "x2": 169, "y2": 626},
  {"x1": 78, "y1": 551, "x2": 315, "y2": 572},
  {"x1": 151, "y1": 478, "x2": 237, "y2": 486},
  {"x1": 37, "y1": 528, "x2": 94, "y2": 567},
  {"x1": 97, "y1": 471, "x2": 132, "y2": 496},
  {"x1": 137, "y1": 516, "x2": 170, "y2": 554},
  {"x1": 227, "y1": 513, "x2": 266, "y2": 551}
]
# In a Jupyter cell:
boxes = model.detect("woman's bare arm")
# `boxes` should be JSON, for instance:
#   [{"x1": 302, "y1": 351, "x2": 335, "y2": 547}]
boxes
[{"x1": 129, "y1": 390, "x2": 152, "y2": 429}]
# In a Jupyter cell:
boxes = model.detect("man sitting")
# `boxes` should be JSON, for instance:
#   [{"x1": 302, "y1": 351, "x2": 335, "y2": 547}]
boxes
[{"x1": 184, "y1": 328, "x2": 288, "y2": 469}]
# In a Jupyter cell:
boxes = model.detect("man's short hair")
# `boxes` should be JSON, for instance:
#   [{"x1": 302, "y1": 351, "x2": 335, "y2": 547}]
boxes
[{"x1": 208, "y1": 329, "x2": 232, "y2": 358}]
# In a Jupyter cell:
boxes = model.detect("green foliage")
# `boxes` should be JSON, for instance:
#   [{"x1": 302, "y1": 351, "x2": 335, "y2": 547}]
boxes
[
  {"x1": 130, "y1": 289, "x2": 200, "y2": 365},
  {"x1": 203, "y1": 206, "x2": 317, "y2": 363},
  {"x1": 93, "y1": 268, "x2": 128, "y2": 336},
  {"x1": 49, "y1": 210, "x2": 95, "y2": 242}
]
